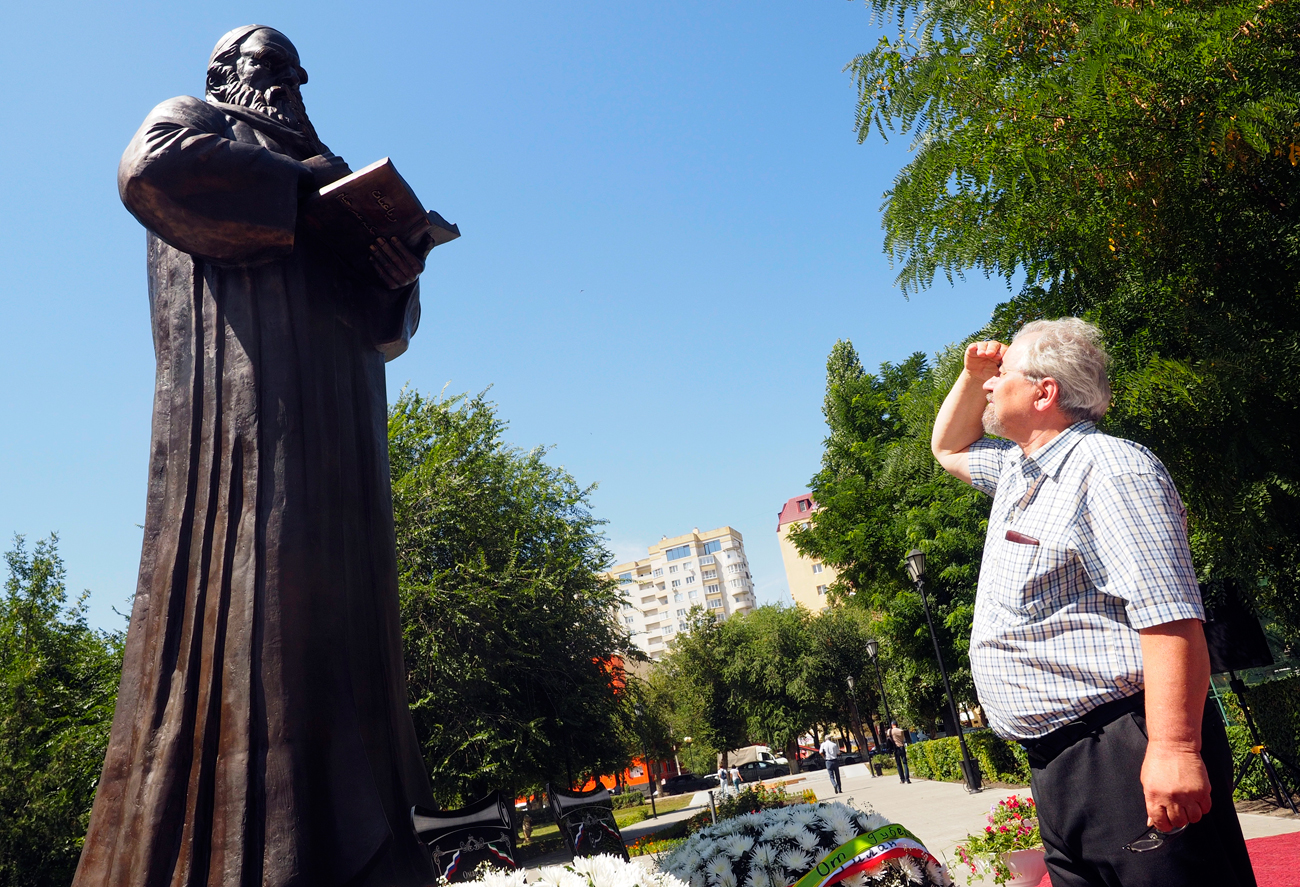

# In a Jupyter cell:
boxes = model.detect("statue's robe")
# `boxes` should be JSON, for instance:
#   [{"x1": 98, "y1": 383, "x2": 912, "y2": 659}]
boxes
[{"x1": 73, "y1": 96, "x2": 437, "y2": 887}]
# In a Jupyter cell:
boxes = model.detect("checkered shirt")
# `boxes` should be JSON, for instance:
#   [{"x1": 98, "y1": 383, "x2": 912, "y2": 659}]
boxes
[{"x1": 966, "y1": 421, "x2": 1204, "y2": 740}]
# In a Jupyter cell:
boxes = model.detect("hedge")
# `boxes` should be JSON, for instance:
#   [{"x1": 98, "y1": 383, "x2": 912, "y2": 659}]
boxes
[
  {"x1": 905, "y1": 729, "x2": 1031, "y2": 785},
  {"x1": 905, "y1": 673, "x2": 1300, "y2": 801},
  {"x1": 611, "y1": 790, "x2": 646, "y2": 810},
  {"x1": 1222, "y1": 673, "x2": 1300, "y2": 802}
]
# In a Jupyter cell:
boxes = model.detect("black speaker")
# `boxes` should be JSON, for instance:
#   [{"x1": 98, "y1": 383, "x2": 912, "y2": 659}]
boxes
[{"x1": 1201, "y1": 579, "x2": 1274, "y2": 675}]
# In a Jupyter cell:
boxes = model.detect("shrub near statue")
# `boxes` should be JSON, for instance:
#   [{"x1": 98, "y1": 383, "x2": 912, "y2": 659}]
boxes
[{"x1": 73, "y1": 26, "x2": 454, "y2": 887}]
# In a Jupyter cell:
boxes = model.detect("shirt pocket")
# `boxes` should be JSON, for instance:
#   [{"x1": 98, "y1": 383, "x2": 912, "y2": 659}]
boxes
[{"x1": 987, "y1": 534, "x2": 1075, "y2": 619}]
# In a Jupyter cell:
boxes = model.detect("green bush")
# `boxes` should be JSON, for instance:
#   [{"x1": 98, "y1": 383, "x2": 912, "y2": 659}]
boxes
[
  {"x1": 906, "y1": 730, "x2": 1031, "y2": 785},
  {"x1": 611, "y1": 790, "x2": 645, "y2": 810},
  {"x1": 1222, "y1": 674, "x2": 1300, "y2": 802}
]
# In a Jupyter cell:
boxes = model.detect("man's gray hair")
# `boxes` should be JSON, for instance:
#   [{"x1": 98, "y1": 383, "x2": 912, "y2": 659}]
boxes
[{"x1": 1014, "y1": 318, "x2": 1111, "y2": 422}]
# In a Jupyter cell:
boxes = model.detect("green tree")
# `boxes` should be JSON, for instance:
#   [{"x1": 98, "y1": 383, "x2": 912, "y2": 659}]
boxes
[
  {"x1": 850, "y1": 0, "x2": 1300, "y2": 642},
  {"x1": 0, "y1": 534, "x2": 123, "y2": 887},
  {"x1": 721, "y1": 605, "x2": 818, "y2": 767},
  {"x1": 388, "y1": 390, "x2": 634, "y2": 803},
  {"x1": 791, "y1": 342, "x2": 985, "y2": 733},
  {"x1": 655, "y1": 610, "x2": 750, "y2": 767}
]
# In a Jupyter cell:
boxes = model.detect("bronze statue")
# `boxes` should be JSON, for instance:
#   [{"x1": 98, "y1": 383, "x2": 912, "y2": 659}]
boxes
[{"x1": 74, "y1": 26, "x2": 442, "y2": 887}]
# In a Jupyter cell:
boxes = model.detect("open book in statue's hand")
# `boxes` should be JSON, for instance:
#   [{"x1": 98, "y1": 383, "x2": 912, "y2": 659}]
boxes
[{"x1": 302, "y1": 157, "x2": 460, "y2": 286}]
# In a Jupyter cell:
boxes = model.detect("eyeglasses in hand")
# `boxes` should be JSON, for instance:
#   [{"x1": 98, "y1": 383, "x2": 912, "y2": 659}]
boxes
[{"x1": 1121, "y1": 824, "x2": 1187, "y2": 853}]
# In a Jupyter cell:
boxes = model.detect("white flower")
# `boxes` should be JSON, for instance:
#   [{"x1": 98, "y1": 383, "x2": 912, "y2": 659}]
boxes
[
  {"x1": 896, "y1": 855, "x2": 924, "y2": 884},
  {"x1": 716, "y1": 870, "x2": 737, "y2": 887},
  {"x1": 705, "y1": 853, "x2": 732, "y2": 884},
  {"x1": 789, "y1": 807, "x2": 820, "y2": 827},
  {"x1": 532, "y1": 864, "x2": 588, "y2": 887},
  {"x1": 743, "y1": 869, "x2": 772, "y2": 887},
  {"x1": 720, "y1": 835, "x2": 755, "y2": 860},
  {"x1": 748, "y1": 843, "x2": 778, "y2": 870},
  {"x1": 776, "y1": 849, "x2": 813, "y2": 876},
  {"x1": 855, "y1": 812, "x2": 890, "y2": 834},
  {"x1": 469, "y1": 867, "x2": 529, "y2": 887},
  {"x1": 817, "y1": 803, "x2": 863, "y2": 846},
  {"x1": 926, "y1": 859, "x2": 954, "y2": 887},
  {"x1": 793, "y1": 828, "x2": 822, "y2": 854}
]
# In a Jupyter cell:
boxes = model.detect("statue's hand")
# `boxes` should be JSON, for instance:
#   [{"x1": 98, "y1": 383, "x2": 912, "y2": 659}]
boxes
[
  {"x1": 369, "y1": 236, "x2": 424, "y2": 290},
  {"x1": 300, "y1": 153, "x2": 352, "y2": 190}
]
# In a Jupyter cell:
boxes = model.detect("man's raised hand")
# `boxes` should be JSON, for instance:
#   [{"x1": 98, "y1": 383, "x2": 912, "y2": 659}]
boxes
[{"x1": 965, "y1": 340, "x2": 1008, "y2": 380}]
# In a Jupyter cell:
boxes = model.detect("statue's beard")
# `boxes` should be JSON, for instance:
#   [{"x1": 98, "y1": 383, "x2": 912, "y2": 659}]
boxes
[
  {"x1": 222, "y1": 80, "x2": 311, "y2": 130},
  {"x1": 982, "y1": 402, "x2": 1005, "y2": 437}
]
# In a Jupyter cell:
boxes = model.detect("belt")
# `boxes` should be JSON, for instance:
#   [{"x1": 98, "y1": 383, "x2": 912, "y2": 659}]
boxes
[{"x1": 1020, "y1": 692, "x2": 1145, "y2": 768}]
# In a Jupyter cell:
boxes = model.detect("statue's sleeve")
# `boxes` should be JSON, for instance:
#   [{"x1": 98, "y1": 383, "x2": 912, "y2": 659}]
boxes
[{"x1": 119, "y1": 96, "x2": 305, "y2": 265}]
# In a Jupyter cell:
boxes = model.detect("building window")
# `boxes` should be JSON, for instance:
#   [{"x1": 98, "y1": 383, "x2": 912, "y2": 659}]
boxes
[
  {"x1": 625, "y1": 616, "x2": 634, "y2": 624},
  {"x1": 726, "y1": 564, "x2": 741, "y2": 574},
  {"x1": 816, "y1": 585, "x2": 828, "y2": 595},
  {"x1": 679, "y1": 622, "x2": 688, "y2": 632},
  {"x1": 812, "y1": 563, "x2": 824, "y2": 574},
  {"x1": 729, "y1": 578, "x2": 744, "y2": 588},
  {"x1": 652, "y1": 568, "x2": 663, "y2": 577},
  {"x1": 671, "y1": 579, "x2": 681, "y2": 588},
  {"x1": 664, "y1": 625, "x2": 674, "y2": 635},
  {"x1": 689, "y1": 590, "x2": 699, "y2": 600},
  {"x1": 798, "y1": 499, "x2": 810, "y2": 513},
  {"x1": 702, "y1": 569, "x2": 717, "y2": 579},
  {"x1": 668, "y1": 565, "x2": 678, "y2": 574},
  {"x1": 685, "y1": 575, "x2": 695, "y2": 584},
  {"x1": 665, "y1": 544, "x2": 691, "y2": 561},
  {"x1": 676, "y1": 608, "x2": 687, "y2": 616},
  {"x1": 708, "y1": 599, "x2": 723, "y2": 609},
  {"x1": 674, "y1": 593, "x2": 684, "y2": 602},
  {"x1": 618, "y1": 572, "x2": 632, "y2": 581},
  {"x1": 705, "y1": 583, "x2": 720, "y2": 594},
  {"x1": 622, "y1": 602, "x2": 632, "y2": 610},
  {"x1": 701, "y1": 540, "x2": 722, "y2": 555},
  {"x1": 699, "y1": 555, "x2": 714, "y2": 566}
]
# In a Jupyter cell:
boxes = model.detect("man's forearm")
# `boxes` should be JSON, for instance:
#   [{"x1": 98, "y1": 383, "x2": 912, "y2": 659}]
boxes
[
  {"x1": 1139, "y1": 619, "x2": 1213, "y2": 830},
  {"x1": 931, "y1": 370, "x2": 989, "y2": 482}
]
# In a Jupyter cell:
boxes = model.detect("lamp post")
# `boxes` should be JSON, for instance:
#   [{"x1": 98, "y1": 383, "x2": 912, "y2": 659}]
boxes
[
  {"x1": 906, "y1": 548, "x2": 981, "y2": 793},
  {"x1": 864, "y1": 638, "x2": 893, "y2": 729},
  {"x1": 633, "y1": 703, "x2": 658, "y2": 817}
]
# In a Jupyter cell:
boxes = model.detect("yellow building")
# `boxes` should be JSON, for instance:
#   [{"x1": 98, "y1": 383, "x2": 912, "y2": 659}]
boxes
[
  {"x1": 605, "y1": 527, "x2": 756, "y2": 660},
  {"x1": 776, "y1": 494, "x2": 837, "y2": 611}
]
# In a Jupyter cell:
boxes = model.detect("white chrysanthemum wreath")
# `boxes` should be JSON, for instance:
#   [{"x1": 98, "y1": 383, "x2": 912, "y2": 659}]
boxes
[
  {"x1": 453, "y1": 854, "x2": 688, "y2": 887},
  {"x1": 658, "y1": 801, "x2": 953, "y2": 887}
]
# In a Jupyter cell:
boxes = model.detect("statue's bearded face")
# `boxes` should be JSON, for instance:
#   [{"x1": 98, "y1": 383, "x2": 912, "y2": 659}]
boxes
[{"x1": 210, "y1": 30, "x2": 311, "y2": 129}]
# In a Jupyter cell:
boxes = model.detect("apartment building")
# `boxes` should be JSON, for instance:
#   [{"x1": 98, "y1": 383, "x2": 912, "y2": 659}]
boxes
[
  {"x1": 606, "y1": 526, "x2": 757, "y2": 660},
  {"x1": 777, "y1": 494, "x2": 838, "y2": 612}
]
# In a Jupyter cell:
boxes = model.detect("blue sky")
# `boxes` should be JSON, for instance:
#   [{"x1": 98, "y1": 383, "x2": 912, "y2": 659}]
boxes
[{"x1": 0, "y1": 1, "x2": 1011, "y2": 632}]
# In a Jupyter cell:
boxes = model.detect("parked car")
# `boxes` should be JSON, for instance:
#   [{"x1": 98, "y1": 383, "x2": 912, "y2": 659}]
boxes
[
  {"x1": 797, "y1": 749, "x2": 826, "y2": 770},
  {"x1": 736, "y1": 760, "x2": 790, "y2": 783},
  {"x1": 660, "y1": 773, "x2": 720, "y2": 795}
]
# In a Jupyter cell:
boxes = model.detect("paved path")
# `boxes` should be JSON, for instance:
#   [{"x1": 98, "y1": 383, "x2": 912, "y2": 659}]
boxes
[{"x1": 527, "y1": 763, "x2": 1298, "y2": 884}]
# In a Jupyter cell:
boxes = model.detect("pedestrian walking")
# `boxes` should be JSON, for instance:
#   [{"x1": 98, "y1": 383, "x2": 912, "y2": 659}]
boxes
[
  {"x1": 819, "y1": 736, "x2": 842, "y2": 793},
  {"x1": 888, "y1": 721, "x2": 912, "y2": 784}
]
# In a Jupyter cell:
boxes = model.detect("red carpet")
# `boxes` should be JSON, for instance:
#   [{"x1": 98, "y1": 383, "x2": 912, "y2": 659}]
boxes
[{"x1": 1030, "y1": 830, "x2": 1300, "y2": 886}]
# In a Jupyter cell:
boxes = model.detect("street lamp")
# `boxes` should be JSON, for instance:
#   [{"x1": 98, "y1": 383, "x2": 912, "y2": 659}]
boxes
[
  {"x1": 843, "y1": 675, "x2": 878, "y2": 778},
  {"x1": 905, "y1": 548, "x2": 982, "y2": 793},
  {"x1": 864, "y1": 638, "x2": 893, "y2": 730}
]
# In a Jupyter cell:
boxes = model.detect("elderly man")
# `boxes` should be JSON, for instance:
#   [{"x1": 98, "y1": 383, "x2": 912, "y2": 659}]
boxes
[
  {"x1": 930, "y1": 319, "x2": 1254, "y2": 886},
  {"x1": 73, "y1": 27, "x2": 438, "y2": 887}
]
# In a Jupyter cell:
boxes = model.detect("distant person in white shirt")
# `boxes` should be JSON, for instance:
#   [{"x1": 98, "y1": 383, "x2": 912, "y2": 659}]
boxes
[{"x1": 819, "y1": 737, "x2": 842, "y2": 793}]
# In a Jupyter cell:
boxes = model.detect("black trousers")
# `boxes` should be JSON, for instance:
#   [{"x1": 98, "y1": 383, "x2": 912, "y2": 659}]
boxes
[
  {"x1": 1029, "y1": 699, "x2": 1256, "y2": 887},
  {"x1": 893, "y1": 747, "x2": 910, "y2": 782},
  {"x1": 826, "y1": 760, "x2": 842, "y2": 792}
]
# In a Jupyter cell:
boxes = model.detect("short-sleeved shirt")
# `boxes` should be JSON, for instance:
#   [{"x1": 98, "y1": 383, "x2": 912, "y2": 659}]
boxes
[
  {"x1": 819, "y1": 739, "x2": 839, "y2": 762},
  {"x1": 966, "y1": 421, "x2": 1204, "y2": 739}
]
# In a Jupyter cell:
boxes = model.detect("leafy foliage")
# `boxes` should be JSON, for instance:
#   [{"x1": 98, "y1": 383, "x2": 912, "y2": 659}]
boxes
[
  {"x1": 0, "y1": 535, "x2": 122, "y2": 887},
  {"x1": 791, "y1": 342, "x2": 984, "y2": 733},
  {"x1": 389, "y1": 390, "x2": 635, "y2": 803},
  {"x1": 848, "y1": 0, "x2": 1300, "y2": 645}
]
